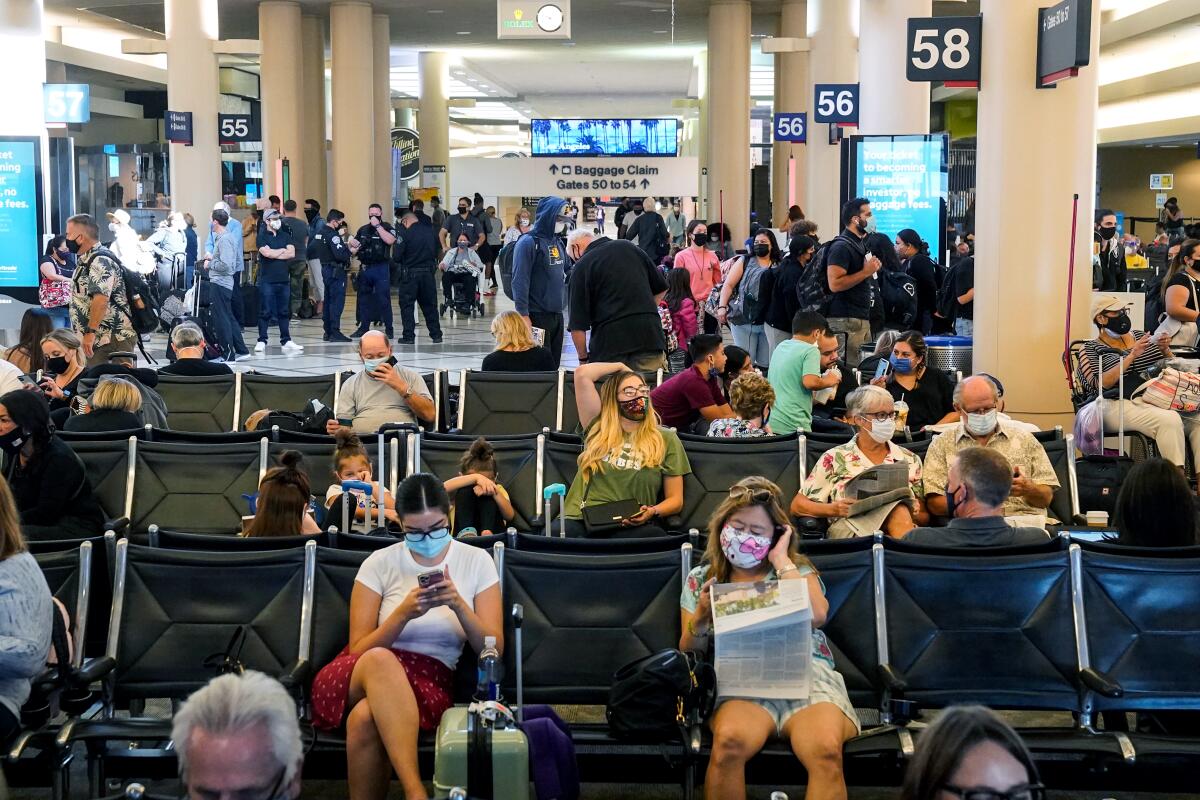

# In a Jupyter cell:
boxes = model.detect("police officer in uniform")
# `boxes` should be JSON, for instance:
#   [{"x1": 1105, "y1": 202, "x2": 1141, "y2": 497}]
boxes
[
  {"x1": 394, "y1": 211, "x2": 443, "y2": 344},
  {"x1": 350, "y1": 203, "x2": 397, "y2": 338},
  {"x1": 309, "y1": 208, "x2": 352, "y2": 342}
]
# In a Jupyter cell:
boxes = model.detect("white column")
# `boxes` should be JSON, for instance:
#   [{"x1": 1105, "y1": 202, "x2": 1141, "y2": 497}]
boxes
[
  {"x1": 805, "y1": 0, "x2": 858, "y2": 235},
  {"x1": 373, "y1": 14, "x2": 392, "y2": 208},
  {"x1": 695, "y1": 50, "x2": 709, "y2": 222},
  {"x1": 259, "y1": 1, "x2": 304, "y2": 202},
  {"x1": 165, "y1": 0, "x2": 221, "y2": 219},
  {"x1": 707, "y1": 0, "x2": 751, "y2": 244},
  {"x1": 858, "y1": 0, "x2": 931, "y2": 135},
  {"x1": 418, "y1": 51, "x2": 450, "y2": 201},
  {"x1": 330, "y1": 1, "x2": 374, "y2": 223},
  {"x1": 974, "y1": 0, "x2": 1100, "y2": 424},
  {"x1": 300, "y1": 15, "x2": 328, "y2": 206},
  {"x1": 771, "y1": 0, "x2": 808, "y2": 224}
]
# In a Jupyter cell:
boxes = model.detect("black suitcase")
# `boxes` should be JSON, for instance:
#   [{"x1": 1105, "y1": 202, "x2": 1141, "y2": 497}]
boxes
[
  {"x1": 1077, "y1": 349, "x2": 1135, "y2": 515},
  {"x1": 241, "y1": 283, "x2": 260, "y2": 327}
]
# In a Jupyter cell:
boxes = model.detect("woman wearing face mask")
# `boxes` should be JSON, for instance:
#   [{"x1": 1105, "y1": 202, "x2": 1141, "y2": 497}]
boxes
[
  {"x1": 1159, "y1": 239, "x2": 1200, "y2": 348},
  {"x1": 707, "y1": 372, "x2": 775, "y2": 438},
  {"x1": 719, "y1": 345, "x2": 754, "y2": 398},
  {"x1": 792, "y1": 385, "x2": 926, "y2": 539},
  {"x1": 37, "y1": 329, "x2": 86, "y2": 417},
  {"x1": 674, "y1": 220, "x2": 723, "y2": 335},
  {"x1": 145, "y1": 212, "x2": 188, "y2": 294},
  {"x1": 438, "y1": 234, "x2": 485, "y2": 313},
  {"x1": 718, "y1": 232, "x2": 782, "y2": 367},
  {"x1": 1085, "y1": 295, "x2": 1200, "y2": 477},
  {"x1": 763, "y1": 234, "x2": 818, "y2": 352},
  {"x1": 895, "y1": 229, "x2": 942, "y2": 335},
  {"x1": 310, "y1": 473, "x2": 501, "y2": 800},
  {"x1": 872, "y1": 331, "x2": 958, "y2": 432},
  {"x1": 0, "y1": 389, "x2": 104, "y2": 540},
  {"x1": 562, "y1": 361, "x2": 691, "y2": 538},
  {"x1": 4, "y1": 309, "x2": 53, "y2": 376},
  {"x1": 37, "y1": 237, "x2": 74, "y2": 327},
  {"x1": 681, "y1": 477, "x2": 858, "y2": 798},
  {"x1": 503, "y1": 208, "x2": 532, "y2": 246}
]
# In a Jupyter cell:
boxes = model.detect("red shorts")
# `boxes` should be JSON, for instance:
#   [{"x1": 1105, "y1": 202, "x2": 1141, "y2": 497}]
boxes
[{"x1": 311, "y1": 647, "x2": 454, "y2": 732}]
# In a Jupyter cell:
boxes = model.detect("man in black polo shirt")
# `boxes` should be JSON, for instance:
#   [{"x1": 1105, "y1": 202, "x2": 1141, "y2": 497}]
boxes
[
  {"x1": 826, "y1": 197, "x2": 881, "y2": 367},
  {"x1": 440, "y1": 196, "x2": 485, "y2": 253},
  {"x1": 567, "y1": 228, "x2": 668, "y2": 371},
  {"x1": 350, "y1": 203, "x2": 396, "y2": 339},
  {"x1": 255, "y1": 210, "x2": 303, "y2": 354}
]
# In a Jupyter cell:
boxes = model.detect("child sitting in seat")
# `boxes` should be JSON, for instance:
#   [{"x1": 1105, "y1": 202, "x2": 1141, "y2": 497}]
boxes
[
  {"x1": 323, "y1": 429, "x2": 398, "y2": 532},
  {"x1": 243, "y1": 451, "x2": 323, "y2": 538},
  {"x1": 439, "y1": 233, "x2": 484, "y2": 312},
  {"x1": 443, "y1": 437, "x2": 515, "y2": 537}
]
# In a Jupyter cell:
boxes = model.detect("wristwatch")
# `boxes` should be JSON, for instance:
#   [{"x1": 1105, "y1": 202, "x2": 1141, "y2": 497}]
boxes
[{"x1": 81, "y1": 326, "x2": 97, "y2": 335}]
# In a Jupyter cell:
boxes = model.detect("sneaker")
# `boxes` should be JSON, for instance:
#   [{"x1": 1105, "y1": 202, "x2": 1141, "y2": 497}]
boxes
[
  {"x1": 398, "y1": 337, "x2": 416, "y2": 345},
  {"x1": 328, "y1": 332, "x2": 352, "y2": 343},
  {"x1": 234, "y1": 353, "x2": 254, "y2": 362},
  {"x1": 322, "y1": 334, "x2": 330, "y2": 342},
  {"x1": 350, "y1": 327, "x2": 369, "y2": 338},
  {"x1": 254, "y1": 341, "x2": 266, "y2": 353},
  {"x1": 431, "y1": 337, "x2": 443, "y2": 344},
  {"x1": 281, "y1": 341, "x2": 304, "y2": 355}
]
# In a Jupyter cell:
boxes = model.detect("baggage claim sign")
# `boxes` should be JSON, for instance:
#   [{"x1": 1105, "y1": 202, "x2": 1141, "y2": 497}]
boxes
[{"x1": 449, "y1": 157, "x2": 699, "y2": 198}]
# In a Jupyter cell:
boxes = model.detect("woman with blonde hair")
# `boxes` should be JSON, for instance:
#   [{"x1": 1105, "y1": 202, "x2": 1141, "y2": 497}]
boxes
[
  {"x1": 503, "y1": 208, "x2": 532, "y2": 246},
  {"x1": 37, "y1": 329, "x2": 86, "y2": 416},
  {"x1": 560, "y1": 361, "x2": 690, "y2": 538},
  {"x1": 0, "y1": 474, "x2": 52, "y2": 746},
  {"x1": 681, "y1": 476, "x2": 858, "y2": 800},
  {"x1": 64, "y1": 376, "x2": 143, "y2": 432},
  {"x1": 481, "y1": 310, "x2": 556, "y2": 372}
]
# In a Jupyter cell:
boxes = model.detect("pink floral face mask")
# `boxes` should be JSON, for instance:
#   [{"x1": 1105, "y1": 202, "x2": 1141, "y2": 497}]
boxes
[{"x1": 719, "y1": 525, "x2": 771, "y2": 570}]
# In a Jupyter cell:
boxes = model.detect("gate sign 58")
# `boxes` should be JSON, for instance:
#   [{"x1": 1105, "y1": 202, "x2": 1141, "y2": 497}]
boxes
[
  {"x1": 773, "y1": 113, "x2": 807, "y2": 144},
  {"x1": 906, "y1": 16, "x2": 982, "y2": 86}
]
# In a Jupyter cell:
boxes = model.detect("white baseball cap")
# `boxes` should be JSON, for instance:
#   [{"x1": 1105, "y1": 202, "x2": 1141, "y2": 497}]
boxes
[{"x1": 106, "y1": 209, "x2": 131, "y2": 225}]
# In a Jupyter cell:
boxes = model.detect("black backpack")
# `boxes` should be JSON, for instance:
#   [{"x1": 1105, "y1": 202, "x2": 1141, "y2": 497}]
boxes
[
  {"x1": 937, "y1": 259, "x2": 967, "y2": 322},
  {"x1": 606, "y1": 649, "x2": 715, "y2": 741},
  {"x1": 497, "y1": 240, "x2": 517, "y2": 301},
  {"x1": 92, "y1": 247, "x2": 160, "y2": 335},
  {"x1": 796, "y1": 237, "x2": 848, "y2": 315},
  {"x1": 878, "y1": 269, "x2": 918, "y2": 329}
]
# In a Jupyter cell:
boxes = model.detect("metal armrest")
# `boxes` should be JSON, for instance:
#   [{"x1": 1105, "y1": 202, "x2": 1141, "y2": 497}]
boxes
[
  {"x1": 1080, "y1": 667, "x2": 1124, "y2": 698},
  {"x1": 878, "y1": 663, "x2": 908, "y2": 693},
  {"x1": 70, "y1": 655, "x2": 116, "y2": 688},
  {"x1": 278, "y1": 659, "x2": 312, "y2": 693},
  {"x1": 105, "y1": 517, "x2": 130, "y2": 535}
]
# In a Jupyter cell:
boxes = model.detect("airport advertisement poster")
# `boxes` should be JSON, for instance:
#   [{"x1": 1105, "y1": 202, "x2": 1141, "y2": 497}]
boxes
[
  {"x1": 0, "y1": 137, "x2": 43, "y2": 296},
  {"x1": 845, "y1": 134, "x2": 948, "y2": 261}
]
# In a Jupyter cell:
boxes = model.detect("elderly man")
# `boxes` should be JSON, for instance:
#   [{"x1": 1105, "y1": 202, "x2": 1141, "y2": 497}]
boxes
[
  {"x1": 328, "y1": 331, "x2": 435, "y2": 435},
  {"x1": 173, "y1": 671, "x2": 303, "y2": 800},
  {"x1": 906, "y1": 448, "x2": 1050, "y2": 547},
  {"x1": 65, "y1": 214, "x2": 139, "y2": 366},
  {"x1": 792, "y1": 385, "x2": 927, "y2": 539},
  {"x1": 159, "y1": 322, "x2": 232, "y2": 376},
  {"x1": 567, "y1": 227, "x2": 668, "y2": 371},
  {"x1": 922, "y1": 375, "x2": 1060, "y2": 524}
]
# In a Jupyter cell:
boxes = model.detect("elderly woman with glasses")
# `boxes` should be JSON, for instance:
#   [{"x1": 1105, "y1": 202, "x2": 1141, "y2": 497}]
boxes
[
  {"x1": 791, "y1": 385, "x2": 927, "y2": 539},
  {"x1": 309, "y1": 473, "x2": 501, "y2": 800}
]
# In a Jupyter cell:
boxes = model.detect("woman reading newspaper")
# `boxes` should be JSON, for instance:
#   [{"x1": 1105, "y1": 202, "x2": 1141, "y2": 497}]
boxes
[{"x1": 680, "y1": 476, "x2": 859, "y2": 800}]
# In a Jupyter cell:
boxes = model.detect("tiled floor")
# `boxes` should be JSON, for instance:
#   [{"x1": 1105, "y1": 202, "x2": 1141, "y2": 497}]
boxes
[{"x1": 140, "y1": 283, "x2": 581, "y2": 376}]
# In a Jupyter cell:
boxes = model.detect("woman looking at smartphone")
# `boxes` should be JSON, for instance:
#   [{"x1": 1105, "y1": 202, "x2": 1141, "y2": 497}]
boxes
[{"x1": 310, "y1": 473, "x2": 502, "y2": 800}]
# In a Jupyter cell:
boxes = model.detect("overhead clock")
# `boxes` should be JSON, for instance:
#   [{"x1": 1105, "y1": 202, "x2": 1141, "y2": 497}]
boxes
[{"x1": 536, "y1": 3, "x2": 564, "y2": 33}]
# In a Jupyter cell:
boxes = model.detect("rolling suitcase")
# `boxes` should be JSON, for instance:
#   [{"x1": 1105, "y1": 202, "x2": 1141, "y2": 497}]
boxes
[
  {"x1": 1075, "y1": 349, "x2": 1135, "y2": 516},
  {"x1": 433, "y1": 705, "x2": 530, "y2": 800}
]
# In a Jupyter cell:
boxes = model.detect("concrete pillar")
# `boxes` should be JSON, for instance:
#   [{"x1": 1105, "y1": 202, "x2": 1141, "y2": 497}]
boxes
[
  {"x1": 974, "y1": 0, "x2": 1100, "y2": 425},
  {"x1": 165, "y1": 0, "x2": 221, "y2": 219},
  {"x1": 397, "y1": 106, "x2": 415, "y2": 129},
  {"x1": 418, "y1": 51, "x2": 450, "y2": 202},
  {"x1": 706, "y1": 1, "x2": 751, "y2": 244},
  {"x1": 695, "y1": 51, "x2": 709, "y2": 221},
  {"x1": 300, "y1": 15, "x2": 328, "y2": 206},
  {"x1": 259, "y1": 1, "x2": 304, "y2": 202},
  {"x1": 0, "y1": 0, "x2": 46, "y2": 134},
  {"x1": 330, "y1": 1, "x2": 374, "y2": 224},
  {"x1": 771, "y1": 0, "x2": 808, "y2": 229},
  {"x1": 372, "y1": 14, "x2": 392, "y2": 208},
  {"x1": 858, "y1": 0, "x2": 931, "y2": 135},
  {"x1": 805, "y1": 0, "x2": 858, "y2": 235}
]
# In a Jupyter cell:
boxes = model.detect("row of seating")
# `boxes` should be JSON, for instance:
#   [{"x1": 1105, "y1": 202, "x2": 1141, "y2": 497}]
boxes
[
  {"x1": 17, "y1": 536, "x2": 1200, "y2": 797},
  {"x1": 63, "y1": 427, "x2": 1081, "y2": 538}
]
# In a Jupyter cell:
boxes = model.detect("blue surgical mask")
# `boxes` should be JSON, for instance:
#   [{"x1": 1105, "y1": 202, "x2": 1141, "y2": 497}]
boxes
[
  {"x1": 889, "y1": 355, "x2": 913, "y2": 374},
  {"x1": 362, "y1": 357, "x2": 386, "y2": 372},
  {"x1": 406, "y1": 528, "x2": 451, "y2": 558}
]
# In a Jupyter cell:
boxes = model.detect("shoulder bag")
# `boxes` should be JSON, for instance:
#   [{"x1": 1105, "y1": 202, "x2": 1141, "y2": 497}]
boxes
[
  {"x1": 580, "y1": 477, "x2": 641, "y2": 536},
  {"x1": 606, "y1": 649, "x2": 715, "y2": 741}
]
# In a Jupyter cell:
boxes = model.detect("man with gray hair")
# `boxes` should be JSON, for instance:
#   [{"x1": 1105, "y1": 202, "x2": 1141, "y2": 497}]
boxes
[
  {"x1": 65, "y1": 213, "x2": 138, "y2": 366},
  {"x1": 173, "y1": 671, "x2": 303, "y2": 800},
  {"x1": 905, "y1": 447, "x2": 1050, "y2": 547},
  {"x1": 922, "y1": 374, "x2": 1059, "y2": 524},
  {"x1": 567, "y1": 225, "x2": 668, "y2": 371},
  {"x1": 204, "y1": 201, "x2": 245, "y2": 325},
  {"x1": 159, "y1": 322, "x2": 232, "y2": 376}
]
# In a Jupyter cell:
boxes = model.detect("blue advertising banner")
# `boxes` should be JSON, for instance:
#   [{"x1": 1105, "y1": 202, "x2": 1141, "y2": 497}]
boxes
[
  {"x1": 0, "y1": 137, "x2": 44, "y2": 298},
  {"x1": 845, "y1": 134, "x2": 948, "y2": 261}
]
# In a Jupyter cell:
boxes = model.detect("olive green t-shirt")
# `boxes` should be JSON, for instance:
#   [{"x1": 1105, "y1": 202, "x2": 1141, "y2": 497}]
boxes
[{"x1": 563, "y1": 427, "x2": 691, "y2": 519}]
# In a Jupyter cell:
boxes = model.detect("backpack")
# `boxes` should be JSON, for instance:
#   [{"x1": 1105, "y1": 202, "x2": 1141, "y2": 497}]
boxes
[
  {"x1": 796, "y1": 240, "x2": 839, "y2": 315},
  {"x1": 497, "y1": 240, "x2": 517, "y2": 301},
  {"x1": 1145, "y1": 277, "x2": 1166, "y2": 331},
  {"x1": 878, "y1": 269, "x2": 918, "y2": 329},
  {"x1": 92, "y1": 247, "x2": 160, "y2": 335},
  {"x1": 937, "y1": 259, "x2": 967, "y2": 322},
  {"x1": 727, "y1": 257, "x2": 767, "y2": 326}
]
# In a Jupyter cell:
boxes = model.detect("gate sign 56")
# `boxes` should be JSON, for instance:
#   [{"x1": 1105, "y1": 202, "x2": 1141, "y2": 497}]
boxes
[
  {"x1": 773, "y1": 113, "x2": 807, "y2": 144},
  {"x1": 906, "y1": 16, "x2": 982, "y2": 86},
  {"x1": 813, "y1": 84, "x2": 859, "y2": 125}
]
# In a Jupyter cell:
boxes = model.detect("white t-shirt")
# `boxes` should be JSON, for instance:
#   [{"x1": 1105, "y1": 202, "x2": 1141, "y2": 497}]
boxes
[{"x1": 354, "y1": 539, "x2": 499, "y2": 669}]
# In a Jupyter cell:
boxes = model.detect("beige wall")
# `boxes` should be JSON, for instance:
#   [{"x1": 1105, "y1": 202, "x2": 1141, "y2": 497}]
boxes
[{"x1": 1098, "y1": 146, "x2": 1200, "y2": 223}]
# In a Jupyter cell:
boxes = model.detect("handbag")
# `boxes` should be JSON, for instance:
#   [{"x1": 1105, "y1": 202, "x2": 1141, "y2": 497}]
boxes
[
  {"x1": 39, "y1": 277, "x2": 71, "y2": 309},
  {"x1": 579, "y1": 473, "x2": 641, "y2": 535},
  {"x1": 606, "y1": 649, "x2": 715, "y2": 741},
  {"x1": 1133, "y1": 367, "x2": 1200, "y2": 413}
]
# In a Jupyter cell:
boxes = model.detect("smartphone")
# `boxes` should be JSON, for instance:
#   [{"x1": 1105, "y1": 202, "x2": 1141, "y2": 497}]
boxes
[
  {"x1": 418, "y1": 569, "x2": 445, "y2": 589},
  {"x1": 385, "y1": 355, "x2": 397, "y2": 367},
  {"x1": 35, "y1": 369, "x2": 43, "y2": 383},
  {"x1": 873, "y1": 360, "x2": 890, "y2": 381},
  {"x1": 337, "y1": 417, "x2": 352, "y2": 427}
]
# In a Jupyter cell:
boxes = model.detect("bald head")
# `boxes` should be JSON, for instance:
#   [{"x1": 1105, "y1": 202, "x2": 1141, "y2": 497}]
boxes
[
  {"x1": 359, "y1": 330, "x2": 391, "y2": 360},
  {"x1": 954, "y1": 375, "x2": 1001, "y2": 412}
]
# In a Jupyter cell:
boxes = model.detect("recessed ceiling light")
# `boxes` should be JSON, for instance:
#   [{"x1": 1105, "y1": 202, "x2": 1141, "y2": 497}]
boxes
[
  {"x1": 428, "y1": 8, "x2": 443, "y2": 12},
  {"x1": 653, "y1": 29, "x2": 667, "y2": 34},
  {"x1": 456, "y1": 30, "x2": 471, "y2": 35}
]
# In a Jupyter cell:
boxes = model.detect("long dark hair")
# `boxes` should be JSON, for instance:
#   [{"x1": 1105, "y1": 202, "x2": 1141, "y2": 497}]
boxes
[
  {"x1": 12, "y1": 309, "x2": 53, "y2": 375},
  {"x1": 720, "y1": 345, "x2": 751, "y2": 393},
  {"x1": 1114, "y1": 458, "x2": 1198, "y2": 547},
  {"x1": 750, "y1": 231, "x2": 782, "y2": 264},
  {"x1": 900, "y1": 705, "x2": 1040, "y2": 800},
  {"x1": 663, "y1": 268, "x2": 692, "y2": 314},
  {"x1": 1162, "y1": 239, "x2": 1200, "y2": 300},
  {"x1": 890, "y1": 331, "x2": 930, "y2": 379},
  {"x1": 684, "y1": 219, "x2": 707, "y2": 246},
  {"x1": 43, "y1": 236, "x2": 66, "y2": 258},
  {"x1": 0, "y1": 390, "x2": 53, "y2": 461},
  {"x1": 244, "y1": 451, "x2": 312, "y2": 538},
  {"x1": 396, "y1": 473, "x2": 451, "y2": 521}
]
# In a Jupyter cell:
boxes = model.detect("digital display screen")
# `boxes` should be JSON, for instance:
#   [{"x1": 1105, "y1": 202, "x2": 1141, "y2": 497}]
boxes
[
  {"x1": 0, "y1": 137, "x2": 43, "y2": 300},
  {"x1": 844, "y1": 134, "x2": 948, "y2": 261},
  {"x1": 531, "y1": 118, "x2": 679, "y2": 157}
]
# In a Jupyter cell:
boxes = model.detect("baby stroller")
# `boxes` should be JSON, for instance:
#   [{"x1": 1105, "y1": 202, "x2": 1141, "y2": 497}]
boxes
[{"x1": 440, "y1": 265, "x2": 484, "y2": 319}]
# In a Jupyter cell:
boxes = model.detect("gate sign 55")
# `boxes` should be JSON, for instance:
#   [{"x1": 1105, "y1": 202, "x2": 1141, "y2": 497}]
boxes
[
  {"x1": 813, "y1": 84, "x2": 859, "y2": 125},
  {"x1": 218, "y1": 113, "x2": 261, "y2": 144},
  {"x1": 773, "y1": 113, "x2": 807, "y2": 144},
  {"x1": 906, "y1": 16, "x2": 982, "y2": 86}
]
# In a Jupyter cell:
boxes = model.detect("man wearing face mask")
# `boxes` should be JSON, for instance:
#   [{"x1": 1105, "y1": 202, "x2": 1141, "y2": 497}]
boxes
[
  {"x1": 440, "y1": 196, "x2": 484, "y2": 254},
  {"x1": 906, "y1": 448, "x2": 1050, "y2": 547},
  {"x1": 791, "y1": 385, "x2": 926, "y2": 539},
  {"x1": 1093, "y1": 208, "x2": 1127, "y2": 293},
  {"x1": 349, "y1": 203, "x2": 397, "y2": 339},
  {"x1": 307, "y1": 209, "x2": 352, "y2": 343},
  {"x1": 922, "y1": 376, "x2": 1060, "y2": 525},
  {"x1": 255, "y1": 210, "x2": 303, "y2": 354},
  {"x1": 768, "y1": 312, "x2": 841, "y2": 435},
  {"x1": 303, "y1": 199, "x2": 325, "y2": 316},
  {"x1": 510, "y1": 196, "x2": 571, "y2": 364},
  {"x1": 393, "y1": 211, "x2": 443, "y2": 345},
  {"x1": 65, "y1": 214, "x2": 139, "y2": 366},
  {"x1": 328, "y1": 331, "x2": 435, "y2": 435},
  {"x1": 826, "y1": 198, "x2": 882, "y2": 368}
]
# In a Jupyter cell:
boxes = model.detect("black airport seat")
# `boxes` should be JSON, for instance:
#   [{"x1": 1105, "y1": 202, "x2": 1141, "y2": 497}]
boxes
[
  {"x1": 57, "y1": 428, "x2": 146, "y2": 443},
  {"x1": 238, "y1": 373, "x2": 340, "y2": 430},
  {"x1": 153, "y1": 374, "x2": 238, "y2": 433},
  {"x1": 452, "y1": 370, "x2": 559, "y2": 436},
  {"x1": 512, "y1": 531, "x2": 693, "y2": 554},
  {"x1": 146, "y1": 428, "x2": 265, "y2": 445},
  {"x1": 540, "y1": 432, "x2": 584, "y2": 497},
  {"x1": 147, "y1": 527, "x2": 330, "y2": 551},
  {"x1": 1044, "y1": 435, "x2": 1084, "y2": 525},
  {"x1": 412, "y1": 431, "x2": 541, "y2": 530},
  {"x1": 129, "y1": 442, "x2": 263, "y2": 535},
  {"x1": 675, "y1": 433, "x2": 803, "y2": 535},
  {"x1": 62, "y1": 436, "x2": 135, "y2": 533}
]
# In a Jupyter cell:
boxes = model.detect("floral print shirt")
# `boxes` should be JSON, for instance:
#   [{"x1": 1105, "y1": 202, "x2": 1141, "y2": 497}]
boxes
[
  {"x1": 70, "y1": 246, "x2": 134, "y2": 347},
  {"x1": 800, "y1": 439, "x2": 924, "y2": 504},
  {"x1": 706, "y1": 417, "x2": 771, "y2": 439}
]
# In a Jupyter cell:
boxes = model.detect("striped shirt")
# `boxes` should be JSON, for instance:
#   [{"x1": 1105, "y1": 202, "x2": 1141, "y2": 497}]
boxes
[{"x1": 1080, "y1": 332, "x2": 1162, "y2": 400}]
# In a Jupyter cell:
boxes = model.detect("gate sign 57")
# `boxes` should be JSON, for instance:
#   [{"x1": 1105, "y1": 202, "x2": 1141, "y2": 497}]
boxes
[{"x1": 773, "y1": 113, "x2": 807, "y2": 144}]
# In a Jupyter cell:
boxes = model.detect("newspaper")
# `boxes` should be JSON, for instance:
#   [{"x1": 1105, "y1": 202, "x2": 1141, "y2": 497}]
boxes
[
  {"x1": 843, "y1": 462, "x2": 911, "y2": 516},
  {"x1": 710, "y1": 578, "x2": 813, "y2": 700}
]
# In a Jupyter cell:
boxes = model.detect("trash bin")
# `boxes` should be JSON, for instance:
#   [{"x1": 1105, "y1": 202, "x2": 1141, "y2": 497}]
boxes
[{"x1": 924, "y1": 335, "x2": 972, "y2": 375}]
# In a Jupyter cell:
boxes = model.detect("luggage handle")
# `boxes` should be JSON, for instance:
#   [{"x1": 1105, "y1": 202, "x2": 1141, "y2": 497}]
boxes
[
  {"x1": 512, "y1": 603, "x2": 524, "y2": 724},
  {"x1": 1096, "y1": 348, "x2": 1125, "y2": 457},
  {"x1": 341, "y1": 480, "x2": 374, "y2": 533},
  {"x1": 542, "y1": 483, "x2": 566, "y2": 537}
]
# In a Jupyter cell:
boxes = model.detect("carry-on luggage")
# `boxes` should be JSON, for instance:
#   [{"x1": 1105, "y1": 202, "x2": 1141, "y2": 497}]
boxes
[
  {"x1": 1076, "y1": 349, "x2": 1135, "y2": 515},
  {"x1": 241, "y1": 282, "x2": 260, "y2": 327},
  {"x1": 433, "y1": 705, "x2": 530, "y2": 800}
]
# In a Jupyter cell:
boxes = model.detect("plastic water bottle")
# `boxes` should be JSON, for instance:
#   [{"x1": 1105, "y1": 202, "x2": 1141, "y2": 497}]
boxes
[{"x1": 476, "y1": 635, "x2": 502, "y2": 701}]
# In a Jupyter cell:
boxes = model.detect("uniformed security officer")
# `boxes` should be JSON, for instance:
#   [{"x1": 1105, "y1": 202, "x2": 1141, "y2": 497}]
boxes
[
  {"x1": 350, "y1": 203, "x2": 397, "y2": 339},
  {"x1": 394, "y1": 211, "x2": 444, "y2": 344},
  {"x1": 309, "y1": 208, "x2": 352, "y2": 342}
]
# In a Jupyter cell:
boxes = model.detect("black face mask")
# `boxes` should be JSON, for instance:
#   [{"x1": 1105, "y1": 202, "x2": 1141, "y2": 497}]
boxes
[
  {"x1": 1103, "y1": 312, "x2": 1132, "y2": 335},
  {"x1": 945, "y1": 484, "x2": 963, "y2": 519},
  {"x1": 64, "y1": 236, "x2": 82, "y2": 254},
  {"x1": 617, "y1": 397, "x2": 648, "y2": 422},
  {"x1": 304, "y1": 208, "x2": 317, "y2": 222},
  {"x1": 45, "y1": 356, "x2": 70, "y2": 375},
  {"x1": 458, "y1": 206, "x2": 469, "y2": 215},
  {"x1": 0, "y1": 427, "x2": 26, "y2": 456},
  {"x1": 1099, "y1": 226, "x2": 1117, "y2": 241},
  {"x1": 692, "y1": 232, "x2": 709, "y2": 246},
  {"x1": 753, "y1": 243, "x2": 770, "y2": 258}
]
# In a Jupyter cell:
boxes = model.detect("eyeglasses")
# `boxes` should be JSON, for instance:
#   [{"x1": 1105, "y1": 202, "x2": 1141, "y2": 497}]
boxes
[
  {"x1": 729, "y1": 485, "x2": 774, "y2": 504},
  {"x1": 860, "y1": 411, "x2": 899, "y2": 422},
  {"x1": 940, "y1": 784, "x2": 1045, "y2": 800},
  {"x1": 618, "y1": 387, "x2": 650, "y2": 400},
  {"x1": 404, "y1": 526, "x2": 450, "y2": 542},
  {"x1": 186, "y1": 767, "x2": 288, "y2": 800}
]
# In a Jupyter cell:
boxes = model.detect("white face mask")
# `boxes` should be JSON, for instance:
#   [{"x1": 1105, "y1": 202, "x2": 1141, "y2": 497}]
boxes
[
  {"x1": 269, "y1": 220, "x2": 282, "y2": 231},
  {"x1": 865, "y1": 418, "x2": 896, "y2": 443},
  {"x1": 965, "y1": 409, "x2": 998, "y2": 437},
  {"x1": 108, "y1": 222, "x2": 120, "y2": 233}
]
